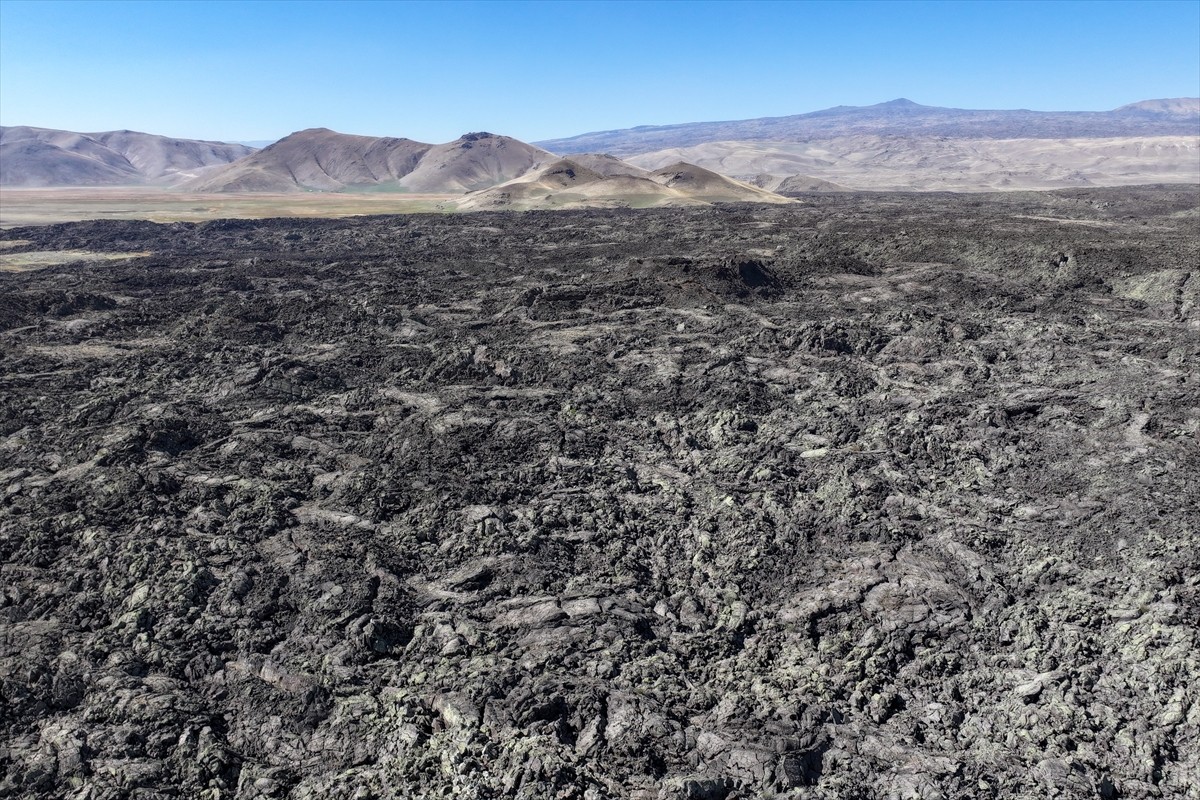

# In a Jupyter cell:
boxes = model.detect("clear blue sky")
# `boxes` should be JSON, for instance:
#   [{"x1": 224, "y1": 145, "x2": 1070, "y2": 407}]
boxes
[{"x1": 1, "y1": 0, "x2": 1197, "y2": 143}]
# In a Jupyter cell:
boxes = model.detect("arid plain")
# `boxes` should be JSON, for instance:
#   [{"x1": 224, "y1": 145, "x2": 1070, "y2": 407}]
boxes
[{"x1": 0, "y1": 188, "x2": 457, "y2": 230}]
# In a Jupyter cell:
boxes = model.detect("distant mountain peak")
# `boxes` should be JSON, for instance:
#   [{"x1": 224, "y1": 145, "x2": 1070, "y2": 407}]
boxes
[
  {"x1": 535, "y1": 97, "x2": 1200, "y2": 156},
  {"x1": 1115, "y1": 98, "x2": 1200, "y2": 115}
]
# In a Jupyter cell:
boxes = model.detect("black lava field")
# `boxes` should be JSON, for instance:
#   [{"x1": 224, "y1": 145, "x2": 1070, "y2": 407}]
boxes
[{"x1": 1, "y1": 187, "x2": 1198, "y2": 799}]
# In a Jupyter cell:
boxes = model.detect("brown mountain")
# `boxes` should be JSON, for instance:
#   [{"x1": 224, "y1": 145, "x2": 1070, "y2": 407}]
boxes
[
  {"x1": 183, "y1": 128, "x2": 432, "y2": 193},
  {"x1": 392, "y1": 133, "x2": 554, "y2": 193},
  {"x1": 749, "y1": 174, "x2": 848, "y2": 193},
  {"x1": 457, "y1": 157, "x2": 791, "y2": 210},
  {"x1": 556, "y1": 153, "x2": 654, "y2": 178},
  {"x1": 647, "y1": 161, "x2": 792, "y2": 202},
  {"x1": 186, "y1": 130, "x2": 554, "y2": 194},
  {"x1": 0, "y1": 126, "x2": 254, "y2": 187}
]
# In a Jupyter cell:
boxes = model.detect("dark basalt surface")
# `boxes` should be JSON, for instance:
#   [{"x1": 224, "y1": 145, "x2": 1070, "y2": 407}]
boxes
[{"x1": 1, "y1": 187, "x2": 1198, "y2": 799}]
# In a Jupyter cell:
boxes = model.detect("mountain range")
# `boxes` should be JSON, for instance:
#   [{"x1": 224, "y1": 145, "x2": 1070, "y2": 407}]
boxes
[
  {"x1": 538, "y1": 98, "x2": 1199, "y2": 193},
  {"x1": 0, "y1": 126, "x2": 254, "y2": 187},
  {"x1": 1, "y1": 98, "x2": 1196, "y2": 201},
  {"x1": 625, "y1": 134, "x2": 1200, "y2": 193},
  {"x1": 0, "y1": 125, "x2": 785, "y2": 208},
  {"x1": 534, "y1": 97, "x2": 1200, "y2": 155},
  {"x1": 181, "y1": 129, "x2": 556, "y2": 194}
]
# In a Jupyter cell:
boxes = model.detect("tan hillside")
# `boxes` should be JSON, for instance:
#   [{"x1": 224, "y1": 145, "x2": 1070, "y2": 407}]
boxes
[
  {"x1": 182, "y1": 128, "x2": 432, "y2": 193},
  {"x1": 394, "y1": 133, "x2": 555, "y2": 193},
  {"x1": 565, "y1": 153, "x2": 655, "y2": 178},
  {"x1": 90, "y1": 130, "x2": 256, "y2": 179},
  {"x1": 455, "y1": 159, "x2": 700, "y2": 210},
  {"x1": 456, "y1": 157, "x2": 792, "y2": 210},
  {"x1": 0, "y1": 126, "x2": 253, "y2": 187},
  {"x1": 647, "y1": 162, "x2": 795, "y2": 202},
  {"x1": 184, "y1": 130, "x2": 554, "y2": 195},
  {"x1": 628, "y1": 135, "x2": 1200, "y2": 192},
  {"x1": 749, "y1": 174, "x2": 849, "y2": 193},
  {"x1": 0, "y1": 138, "x2": 141, "y2": 187},
  {"x1": 648, "y1": 160, "x2": 796, "y2": 201}
]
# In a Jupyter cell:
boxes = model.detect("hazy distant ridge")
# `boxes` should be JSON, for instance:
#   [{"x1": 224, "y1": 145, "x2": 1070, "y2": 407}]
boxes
[
  {"x1": 535, "y1": 98, "x2": 1200, "y2": 156},
  {"x1": 627, "y1": 135, "x2": 1200, "y2": 193}
]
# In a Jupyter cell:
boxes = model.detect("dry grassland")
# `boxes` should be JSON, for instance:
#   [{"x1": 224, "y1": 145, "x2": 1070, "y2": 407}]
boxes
[{"x1": 0, "y1": 188, "x2": 456, "y2": 229}]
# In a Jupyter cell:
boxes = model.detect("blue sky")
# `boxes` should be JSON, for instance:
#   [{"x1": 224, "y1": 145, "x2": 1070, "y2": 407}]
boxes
[{"x1": 1, "y1": 0, "x2": 1197, "y2": 143}]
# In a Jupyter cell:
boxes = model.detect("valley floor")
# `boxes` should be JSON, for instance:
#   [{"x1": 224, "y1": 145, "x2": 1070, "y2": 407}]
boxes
[{"x1": 0, "y1": 188, "x2": 457, "y2": 229}]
